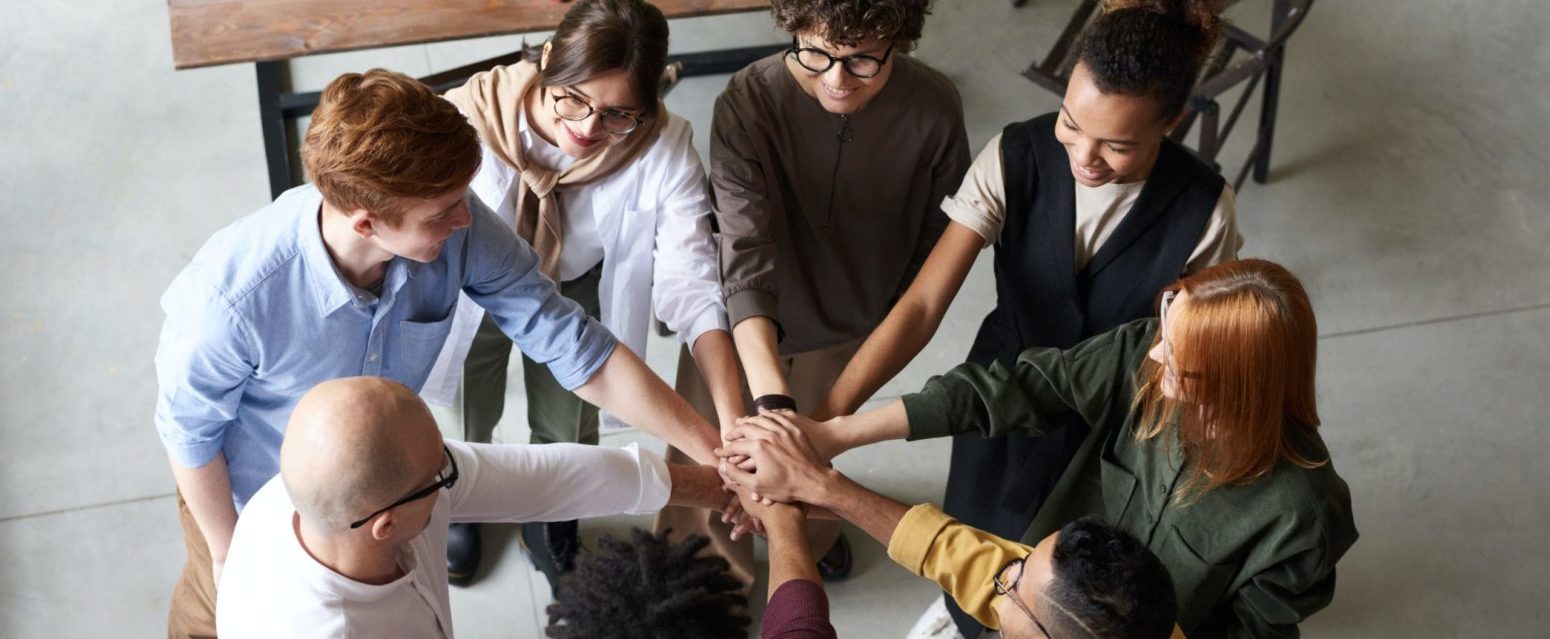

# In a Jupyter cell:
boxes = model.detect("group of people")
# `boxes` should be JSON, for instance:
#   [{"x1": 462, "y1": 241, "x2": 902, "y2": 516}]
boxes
[{"x1": 153, "y1": 0, "x2": 1357, "y2": 637}]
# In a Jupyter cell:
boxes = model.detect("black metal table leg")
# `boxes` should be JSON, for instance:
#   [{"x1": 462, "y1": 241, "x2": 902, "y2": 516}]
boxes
[
  {"x1": 1253, "y1": 0, "x2": 1291, "y2": 184},
  {"x1": 256, "y1": 61, "x2": 294, "y2": 200}
]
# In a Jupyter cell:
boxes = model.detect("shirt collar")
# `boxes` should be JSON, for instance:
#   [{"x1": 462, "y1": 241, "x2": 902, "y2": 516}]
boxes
[
  {"x1": 287, "y1": 510, "x2": 423, "y2": 603},
  {"x1": 296, "y1": 188, "x2": 361, "y2": 316}
]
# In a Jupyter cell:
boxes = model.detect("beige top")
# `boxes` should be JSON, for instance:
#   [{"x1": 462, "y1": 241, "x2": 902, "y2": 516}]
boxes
[{"x1": 941, "y1": 133, "x2": 1242, "y2": 273}]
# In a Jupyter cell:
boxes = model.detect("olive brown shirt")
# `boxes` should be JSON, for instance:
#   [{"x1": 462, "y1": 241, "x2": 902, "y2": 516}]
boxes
[
  {"x1": 709, "y1": 52, "x2": 972, "y2": 354},
  {"x1": 902, "y1": 319, "x2": 1358, "y2": 638}
]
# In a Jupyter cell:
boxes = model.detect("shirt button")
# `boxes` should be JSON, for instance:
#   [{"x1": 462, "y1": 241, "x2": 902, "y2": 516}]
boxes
[{"x1": 369, "y1": 353, "x2": 380, "y2": 362}]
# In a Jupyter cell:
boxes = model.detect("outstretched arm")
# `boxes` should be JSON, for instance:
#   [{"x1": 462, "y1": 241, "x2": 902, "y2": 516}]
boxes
[
  {"x1": 815, "y1": 222, "x2": 982, "y2": 419},
  {"x1": 572, "y1": 348, "x2": 720, "y2": 464}
]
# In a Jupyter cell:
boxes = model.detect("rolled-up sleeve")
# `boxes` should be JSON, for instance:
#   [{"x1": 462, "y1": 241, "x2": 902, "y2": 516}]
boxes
[
  {"x1": 940, "y1": 135, "x2": 1009, "y2": 248},
  {"x1": 460, "y1": 195, "x2": 617, "y2": 390},
  {"x1": 887, "y1": 504, "x2": 1031, "y2": 630},
  {"x1": 445, "y1": 440, "x2": 671, "y2": 523},
  {"x1": 651, "y1": 121, "x2": 729, "y2": 347},
  {"x1": 153, "y1": 278, "x2": 255, "y2": 468},
  {"x1": 708, "y1": 91, "x2": 782, "y2": 330},
  {"x1": 1183, "y1": 185, "x2": 1243, "y2": 275}
]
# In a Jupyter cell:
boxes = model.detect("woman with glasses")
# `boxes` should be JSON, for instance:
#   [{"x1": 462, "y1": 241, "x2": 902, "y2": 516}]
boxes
[
  {"x1": 804, "y1": 2, "x2": 1243, "y2": 634},
  {"x1": 430, "y1": 0, "x2": 744, "y2": 589},
  {"x1": 660, "y1": 0, "x2": 971, "y2": 590},
  {"x1": 728, "y1": 259, "x2": 1358, "y2": 638}
]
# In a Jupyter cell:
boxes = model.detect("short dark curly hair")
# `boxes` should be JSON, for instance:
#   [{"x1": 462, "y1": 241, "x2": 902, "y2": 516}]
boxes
[
  {"x1": 1077, "y1": 0, "x2": 1226, "y2": 120},
  {"x1": 545, "y1": 529, "x2": 750, "y2": 639},
  {"x1": 1044, "y1": 516, "x2": 1178, "y2": 639},
  {"x1": 771, "y1": 0, "x2": 934, "y2": 52}
]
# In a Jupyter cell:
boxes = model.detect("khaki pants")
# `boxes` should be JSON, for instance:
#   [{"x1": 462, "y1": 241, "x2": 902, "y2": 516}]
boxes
[
  {"x1": 437, "y1": 265, "x2": 603, "y2": 446},
  {"x1": 654, "y1": 335, "x2": 864, "y2": 591},
  {"x1": 168, "y1": 491, "x2": 217, "y2": 639}
]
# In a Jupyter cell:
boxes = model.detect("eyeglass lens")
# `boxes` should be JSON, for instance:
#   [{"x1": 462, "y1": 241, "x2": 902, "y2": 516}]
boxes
[
  {"x1": 552, "y1": 94, "x2": 640, "y2": 135},
  {"x1": 792, "y1": 48, "x2": 885, "y2": 78}
]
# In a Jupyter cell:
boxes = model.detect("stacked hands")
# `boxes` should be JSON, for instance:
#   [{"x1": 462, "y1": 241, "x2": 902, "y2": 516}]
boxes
[{"x1": 713, "y1": 409, "x2": 843, "y2": 539}]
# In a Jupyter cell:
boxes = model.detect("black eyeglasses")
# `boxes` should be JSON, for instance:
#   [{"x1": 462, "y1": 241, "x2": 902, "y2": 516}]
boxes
[
  {"x1": 994, "y1": 554, "x2": 1053, "y2": 638},
  {"x1": 787, "y1": 37, "x2": 896, "y2": 78},
  {"x1": 550, "y1": 91, "x2": 645, "y2": 136},
  {"x1": 349, "y1": 445, "x2": 458, "y2": 529}
]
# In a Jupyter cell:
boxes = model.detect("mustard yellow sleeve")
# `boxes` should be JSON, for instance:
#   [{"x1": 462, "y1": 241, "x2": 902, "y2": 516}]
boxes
[{"x1": 887, "y1": 504, "x2": 1033, "y2": 630}]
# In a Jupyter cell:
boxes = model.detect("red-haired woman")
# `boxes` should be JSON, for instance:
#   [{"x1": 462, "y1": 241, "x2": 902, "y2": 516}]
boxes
[
  {"x1": 809, "y1": 1, "x2": 1242, "y2": 632},
  {"x1": 725, "y1": 259, "x2": 1357, "y2": 638}
]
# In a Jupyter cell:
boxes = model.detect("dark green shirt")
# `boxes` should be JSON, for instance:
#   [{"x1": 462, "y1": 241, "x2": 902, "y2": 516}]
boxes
[{"x1": 902, "y1": 319, "x2": 1357, "y2": 638}]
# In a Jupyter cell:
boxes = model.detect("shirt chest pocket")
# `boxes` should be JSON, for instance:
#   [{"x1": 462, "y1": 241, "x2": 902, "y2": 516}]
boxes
[
  {"x1": 1159, "y1": 524, "x2": 1238, "y2": 632},
  {"x1": 1100, "y1": 456, "x2": 1142, "y2": 529},
  {"x1": 396, "y1": 314, "x2": 456, "y2": 384}
]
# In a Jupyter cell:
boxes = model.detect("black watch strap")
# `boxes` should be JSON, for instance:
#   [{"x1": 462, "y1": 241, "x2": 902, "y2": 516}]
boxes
[{"x1": 752, "y1": 394, "x2": 798, "y2": 413}]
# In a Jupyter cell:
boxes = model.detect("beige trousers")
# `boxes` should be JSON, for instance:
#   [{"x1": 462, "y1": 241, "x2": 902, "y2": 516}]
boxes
[
  {"x1": 168, "y1": 491, "x2": 217, "y2": 639},
  {"x1": 653, "y1": 335, "x2": 864, "y2": 591}
]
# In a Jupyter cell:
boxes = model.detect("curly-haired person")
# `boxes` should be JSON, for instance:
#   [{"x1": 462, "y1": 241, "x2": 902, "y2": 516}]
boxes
[
  {"x1": 154, "y1": 68, "x2": 731, "y2": 638},
  {"x1": 655, "y1": 0, "x2": 971, "y2": 596},
  {"x1": 546, "y1": 530, "x2": 751, "y2": 639}
]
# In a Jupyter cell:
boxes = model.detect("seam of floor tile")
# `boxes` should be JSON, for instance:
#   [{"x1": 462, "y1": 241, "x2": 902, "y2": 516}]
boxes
[
  {"x1": 1320, "y1": 301, "x2": 1550, "y2": 341},
  {"x1": 0, "y1": 493, "x2": 173, "y2": 524}
]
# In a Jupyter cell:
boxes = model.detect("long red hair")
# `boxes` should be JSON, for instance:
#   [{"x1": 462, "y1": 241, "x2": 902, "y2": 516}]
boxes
[{"x1": 1132, "y1": 259, "x2": 1324, "y2": 500}]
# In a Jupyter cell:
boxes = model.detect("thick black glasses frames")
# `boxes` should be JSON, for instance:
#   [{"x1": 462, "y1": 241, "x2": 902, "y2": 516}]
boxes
[
  {"x1": 348, "y1": 445, "x2": 458, "y2": 529},
  {"x1": 787, "y1": 37, "x2": 896, "y2": 78}
]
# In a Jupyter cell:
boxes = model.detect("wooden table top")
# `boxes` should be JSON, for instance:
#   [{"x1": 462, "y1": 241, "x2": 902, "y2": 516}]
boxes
[{"x1": 168, "y1": 0, "x2": 772, "y2": 70}]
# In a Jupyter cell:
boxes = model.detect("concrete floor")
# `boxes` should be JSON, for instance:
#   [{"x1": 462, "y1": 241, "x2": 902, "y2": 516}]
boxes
[{"x1": 1, "y1": 0, "x2": 1547, "y2": 637}]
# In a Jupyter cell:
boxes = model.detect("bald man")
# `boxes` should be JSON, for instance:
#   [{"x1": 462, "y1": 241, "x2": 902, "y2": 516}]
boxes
[{"x1": 215, "y1": 378, "x2": 726, "y2": 638}]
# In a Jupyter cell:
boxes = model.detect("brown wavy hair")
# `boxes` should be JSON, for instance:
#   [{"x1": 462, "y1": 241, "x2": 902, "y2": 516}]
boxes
[
  {"x1": 1132, "y1": 259, "x2": 1325, "y2": 501},
  {"x1": 771, "y1": 0, "x2": 933, "y2": 52},
  {"x1": 301, "y1": 69, "x2": 481, "y2": 225},
  {"x1": 1078, "y1": 0, "x2": 1226, "y2": 119}
]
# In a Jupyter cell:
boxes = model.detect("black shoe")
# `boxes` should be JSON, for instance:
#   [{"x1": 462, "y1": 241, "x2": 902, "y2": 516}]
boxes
[
  {"x1": 447, "y1": 522, "x2": 482, "y2": 587},
  {"x1": 520, "y1": 520, "x2": 581, "y2": 595},
  {"x1": 817, "y1": 532, "x2": 854, "y2": 582}
]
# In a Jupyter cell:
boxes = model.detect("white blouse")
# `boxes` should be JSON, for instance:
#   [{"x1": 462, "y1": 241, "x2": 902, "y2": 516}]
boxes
[{"x1": 422, "y1": 110, "x2": 728, "y2": 413}]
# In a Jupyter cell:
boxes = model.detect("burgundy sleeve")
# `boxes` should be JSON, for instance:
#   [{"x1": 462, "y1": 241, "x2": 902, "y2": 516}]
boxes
[{"x1": 761, "y1": 580, "x2": 837, "y2": 639}]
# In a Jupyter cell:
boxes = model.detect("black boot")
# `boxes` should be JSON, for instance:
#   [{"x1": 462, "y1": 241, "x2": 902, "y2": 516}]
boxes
[
  {"x1": 520, "y1": 520, "x2": 580, "y2": 595},
  {"x1": 817, "y1": 532, "x2": 854, "y2": 582},
  {"x1": 446, "y1": 522, "x2": 482, "y2": 587}
]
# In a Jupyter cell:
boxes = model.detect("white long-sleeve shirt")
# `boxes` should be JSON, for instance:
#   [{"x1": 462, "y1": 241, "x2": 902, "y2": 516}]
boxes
[
  {"x1": 215, "y1": 440, "x2": 671, "y2": 638},
  {"x1": 422, "y1": 110, "x2": 727, "y2": 414}
]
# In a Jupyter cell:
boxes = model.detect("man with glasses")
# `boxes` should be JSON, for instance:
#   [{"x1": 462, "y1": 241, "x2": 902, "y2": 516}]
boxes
[
  {"x1": 717, "y1": 410, "x2": 1182, "y2": 639},
  {"x1": 156, "y1": 69, "x2": 725, "y2": 637},
  {"x1": 215, "y1": 377, "x2": 728, "y2": 637},
  {"x1": 657, "y1": 0, "x2": 970, "y2": 588}
]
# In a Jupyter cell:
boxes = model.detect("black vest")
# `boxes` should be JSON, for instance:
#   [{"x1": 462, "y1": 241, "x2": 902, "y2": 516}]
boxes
[
  {"x1": 967, "y1": 113, "x2": 1224, "y2": 365},
  {"x1": 942, "y1": 113, "x2": 1224, "y2": 636}
]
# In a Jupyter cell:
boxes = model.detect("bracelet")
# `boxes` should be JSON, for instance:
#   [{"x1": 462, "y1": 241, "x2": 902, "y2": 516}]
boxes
[{"x1": 752, "y1": 394, "x2": 797, "y2": 413}]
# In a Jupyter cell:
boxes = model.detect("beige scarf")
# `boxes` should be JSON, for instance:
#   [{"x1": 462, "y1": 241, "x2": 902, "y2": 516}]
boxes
[{"x1": 445, "y1": 60, "x2": 665, "y2": 279}]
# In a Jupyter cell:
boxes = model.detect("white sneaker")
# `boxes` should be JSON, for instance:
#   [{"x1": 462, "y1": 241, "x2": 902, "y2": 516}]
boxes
[{"x1": 907, "y1": 596, "x2": 966, "y2": 639}]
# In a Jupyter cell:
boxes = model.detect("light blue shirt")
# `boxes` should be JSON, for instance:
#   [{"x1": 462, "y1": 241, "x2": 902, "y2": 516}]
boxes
[{"x1": 154, "y1": 185, "x2": 616, "y2": 509}]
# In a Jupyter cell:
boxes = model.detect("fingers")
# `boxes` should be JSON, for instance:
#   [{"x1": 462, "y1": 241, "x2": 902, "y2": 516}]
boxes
[
  {"x1": 720, "y1": 492, "x2": 743, "y2": 524},
  {"x1": 760, "y1": 409, "x2": 801, "y2": 434},
  {"x1": 715, "y1": 440, "x2": 761, "y2": 460},
  {"x1": 721, "y1": 457, "x2": 758, "y2": 488},
  {"x1": 723, "y1": 421, "x2": 781, "y2": 443}
]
